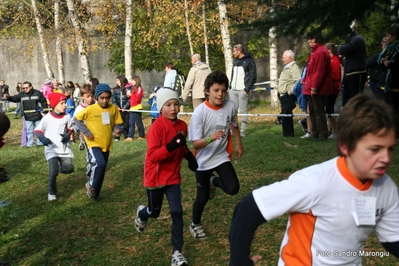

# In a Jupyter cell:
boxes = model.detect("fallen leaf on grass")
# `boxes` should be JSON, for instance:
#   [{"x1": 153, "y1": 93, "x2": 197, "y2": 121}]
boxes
[{"x1": 283, "y1": 142, "x2": 298, "y2": 148}]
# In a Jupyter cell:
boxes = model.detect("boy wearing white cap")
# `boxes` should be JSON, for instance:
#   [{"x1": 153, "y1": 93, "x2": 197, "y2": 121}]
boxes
[
  {"x1": 134, "y1": 87, "x2": 197, "y2": 266},
  {"x1": 34, "y1": 92, "x2": 75, "y2": 201},
  {"x1": 73, "y1": 84, "x2": 123, "y2": 201}
]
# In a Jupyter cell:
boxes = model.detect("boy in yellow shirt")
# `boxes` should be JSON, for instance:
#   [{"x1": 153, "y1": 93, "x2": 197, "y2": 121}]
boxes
[{"x1": 74, "y1": 84, "x2": 123, "y2": 200}]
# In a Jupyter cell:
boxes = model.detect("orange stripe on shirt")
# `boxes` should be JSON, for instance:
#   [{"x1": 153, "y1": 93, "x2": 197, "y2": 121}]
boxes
[
  {"x1": 337, "y1": 156, "x2": 372, "y2": 191},
  {"x1": 281, "y1": 211, "x2": 316, "y2": 266}
]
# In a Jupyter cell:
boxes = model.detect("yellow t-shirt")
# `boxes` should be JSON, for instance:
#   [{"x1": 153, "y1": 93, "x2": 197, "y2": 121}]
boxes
[{"x1": 74, "y1": 103, "x2": 123, "y2": 152}]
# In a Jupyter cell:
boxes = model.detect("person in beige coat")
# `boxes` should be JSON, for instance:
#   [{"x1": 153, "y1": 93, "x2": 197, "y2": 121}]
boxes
[{"x1": 182, "y1": 54, "x2": 212, "y2": 109}]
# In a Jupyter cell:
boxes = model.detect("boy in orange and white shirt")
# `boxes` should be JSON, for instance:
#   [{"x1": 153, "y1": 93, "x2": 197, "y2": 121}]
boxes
[{"x1": 229, "y1": 93, "x2": 399, "y2": 266}]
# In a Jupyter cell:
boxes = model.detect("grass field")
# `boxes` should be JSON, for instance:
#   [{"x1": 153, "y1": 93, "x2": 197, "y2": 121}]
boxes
[{"x1": 0, "y1": 101, "x2": 398, "y2": 266}]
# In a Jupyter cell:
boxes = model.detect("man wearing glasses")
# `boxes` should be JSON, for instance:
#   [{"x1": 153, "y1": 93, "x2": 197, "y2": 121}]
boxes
[{"x1": 3, "y1": 81, "x2": 48, "y2": 148}]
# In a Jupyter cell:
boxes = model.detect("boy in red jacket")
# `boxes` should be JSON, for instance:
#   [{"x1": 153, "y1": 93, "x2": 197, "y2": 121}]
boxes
[{"x1": 134, "y1": 88, "x2": 197, "y2": 266}]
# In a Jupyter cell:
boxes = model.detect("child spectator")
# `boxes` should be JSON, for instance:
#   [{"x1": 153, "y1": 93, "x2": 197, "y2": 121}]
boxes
[
  {"x1": 134, "y1": 88, "x2": 197, "y2": 266},
  {"x1": 148, "y1": 86, "x2": 161, "y2": 124},
  {"x1": 34, "y1": 93, "x2": 75, "y2": 201},
  {"x1": 188, "y1": 71, "x2": 244, "y2": 240},
  {"x1": 39, "y1": 79, "x2": 53, "y2": 101},
  {"x1": 229, "y1": 93, "x2": 399, "y2": 265},
  {"x1": 73, "y1": 83, "x2": 81, "y2": 106},
  {"x1": 112, "y1": 76, "x2": 130, "y2": 141},
  {"x1": 73, "y1": 84, "x2": 122, "y2": 201},
  {"x1": 125, "y1": 76, "x2": 145, "y2": 141}
]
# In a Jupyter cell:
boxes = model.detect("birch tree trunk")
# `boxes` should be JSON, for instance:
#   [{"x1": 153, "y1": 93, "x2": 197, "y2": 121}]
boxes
[
  {"x1": 217, "y1": 0, "x2": 233, "y2": 79},
  {"x1": 66, "y1": 0, "x2": 92, "y2": 82},
  {"x1": 203, "y1": 2, "x2": 209, "y2": 65},
  {"x1": 184, "y1": 0, "x2": 194, "y2": 56},
  {"x1": 269, "y1": 26, "x2": 279, "y2": 108},
  {"x1": 54, "y1": 0, "x2": 65, "y2": 84},
  {"x1": 31, "y1": 0, "x2": 54, "y2": 79},
  {"x1": 125, "y1": 0, "x2": 133, "y2": 80}
]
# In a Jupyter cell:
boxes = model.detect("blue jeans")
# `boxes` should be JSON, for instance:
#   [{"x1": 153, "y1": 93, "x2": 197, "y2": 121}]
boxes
[
  {"x1": 25, "y1": 120, "x2": 43, "y2": 147},
  {"x1": 128, "y1": 111, "x2": 145, "y2": 138}
]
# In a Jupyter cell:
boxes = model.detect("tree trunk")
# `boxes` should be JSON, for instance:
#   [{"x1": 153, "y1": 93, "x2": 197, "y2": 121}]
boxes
[
  {"x1": 31, "y1": 0, "x2": 54, "y2": 79},
  {"x1": 66, "y1": 0, "x2": 92, "y2": 82},
  {"x1": 217, "y1": 0, "x2": 233, "y2": 79},
  {"x1": 269, "y1": 26, "x2": 279, "y2": 109},
  {"x1": 203, "y1": 2, "x2": 209, "y2": 65},
  {"x1": 184, "y1": 0, "x2": 194, "y2": 56},
  {"x1": 125, "y1": 0, "x2": 133, "y2": 80},
  {"x1": 54, "y1": 0, "x2": 65, "y2": 85}
]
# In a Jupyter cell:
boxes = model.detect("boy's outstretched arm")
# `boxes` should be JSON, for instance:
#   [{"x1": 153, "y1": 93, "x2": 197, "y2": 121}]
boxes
[
  {"x1": 73, "y1": 117, "x2": 93, "y2": 140},
  {"x1": 113, "y1": 123, "x2": 123, "y2": 137},
  {"x1": 381, "y1": 241, "x2": 399, "y2": 257},
  {"x1": 229, "y1": 193, "x2": 266, "y2": 266}
]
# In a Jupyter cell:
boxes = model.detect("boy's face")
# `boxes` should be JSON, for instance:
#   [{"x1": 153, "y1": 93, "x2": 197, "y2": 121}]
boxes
[
  {"x1": 205, "y1": 82, "x2": 227, "y2": 107},
  {"x1": 340, "y1": 129, "x2": 396, "y2": 182},
  {"x1": 82, "y1": 93, "x2": 94, "y2": 106},
  {"x1": 97, "y1": 92, "x2": 111, "y2": 108},
  {"x1": 160, "y1": 99, "x2": 179, "y2": 120},
  {"x1": 54, "y1": 100, "x2": 66, "y2": 114}
]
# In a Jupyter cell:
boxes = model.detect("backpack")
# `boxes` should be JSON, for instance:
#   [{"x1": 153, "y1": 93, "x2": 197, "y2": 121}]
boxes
[{"x1": 174, "y1": 72, "x2": 185, "y2": 98}]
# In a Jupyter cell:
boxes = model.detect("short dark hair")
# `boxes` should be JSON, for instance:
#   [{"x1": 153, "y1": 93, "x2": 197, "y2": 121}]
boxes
[
  {"x1": 204, "y1": 71, "x2": 229, "y2": 99},
  {"x1": 165, "y1": 62, "x2": 175, "y2": 69},
  {"x1": 386, "y1": 25, "x2": 399, "y2": 37},
  {"x1": 337, "y1": 93, "x2": 399, "y2": 156},
  {"x1": 23, "y1": 81, "x2": 32, "y2": 87}
]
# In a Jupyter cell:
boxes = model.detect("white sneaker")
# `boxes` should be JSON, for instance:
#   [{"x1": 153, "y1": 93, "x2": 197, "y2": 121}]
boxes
[
  {"x1": 328, "y1": 133, "x2": 337, "y2": 139},
  {"x1": 300, "y1": 132, "x2": 312, "y2": 139},
  {"x1": 189, "y1": 222, "x2": 207, "y2": 240},
  {"x1": 134, "y1": 205, "x2": 147, "y2": 233},
  {"x1": 171, "y1": 250, "x2": 189, "y2": 266},
  {"x1": 48, "y1": 194, "x2": 56, "y2": 201}
]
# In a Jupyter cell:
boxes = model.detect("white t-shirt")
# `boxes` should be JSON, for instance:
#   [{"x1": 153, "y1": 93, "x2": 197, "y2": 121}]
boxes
[
  {"x1": 189, "y1": 99, "x2": 238, "y2": 170},
  {"x1": 34, "y1": 112, "x2": 74, "y2": 160},
  {"x1": 253, "y1": 156, "x2": 399, "y2": 266}
]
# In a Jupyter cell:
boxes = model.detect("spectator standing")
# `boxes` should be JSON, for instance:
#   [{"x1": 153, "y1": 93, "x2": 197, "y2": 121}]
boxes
[
  {"x1": 14, "y1": 82, "x2": 23, "y2": 119},
  {"x1": 379, "y1": 26, "x2": 399, "y2": 116},
  {"x1": 229, "y1": 94, "x2": 399, "y2": 266},
  {"x1": 125, "y1": 76, "x2": 145, "y2": 141},
  {"x1": 325, "y1": 43, "x2": 342, "y2": 139},
  {"x1": 34, "y1": 93, "x2": 74, "y2": 201},
  {"x1": 112, "y1": 76, "x2": 131, "y2": 141},
  {"x1": 229, "y1": 44, "x2": 257, "y2": 137},
  {"x1": 73, "y1": 83, "x2": 81, "y2": 106},
  {"x1": 275, "y1": 50, "x2": 301, "y2": 137},
  {"x1": 134, "y1": 88, "x2": 197, "y2": 266},
  {"x1": 338, "y1": 26, "x2": 367, "y2": 106},
  {"x1": 182, "y1": 54, "x2": 212, "y2": 109},
  {"x1": 148, "y1": 86, "x2": 161, "y2": 124},
  {"x1": 4, "y1": 81, "x2": 48, "y2": 147},
  {"x1": 366, "y1": 37, "x2": 387, "y2": 98},
  {"x1": 73, "y1": 84, "x2": 123, "y2": 201},
  {"x1": 0, "y1": 80, "x2": 9, "y2": 113},
  {"x1": 303, "y1": 32, "x2": 332, "y2": 141},
  {"x1": 189, "y1": 71, "x2": 244, "y2": 240},
  {"x1": 164, "y1": 62, "x2": 177, "y2": 89}
]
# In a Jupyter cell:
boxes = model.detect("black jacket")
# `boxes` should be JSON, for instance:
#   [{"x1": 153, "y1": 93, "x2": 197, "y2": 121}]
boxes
[
  {"x1": 112, "y1": 86, "x2": 130, "y2": 110},
  {"x1": 230, "y1": 53, "x2": 257, "y2": 93},
  {"x1": 7, "y1": 89, "x2": 48, "y2": 121},
  {"x1": 338, "y1": 32, "x2": 366, "y2": 74}
]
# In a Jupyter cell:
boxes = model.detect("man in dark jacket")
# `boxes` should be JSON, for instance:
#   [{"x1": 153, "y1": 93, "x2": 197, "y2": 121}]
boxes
[
  {"x1": 0, "y1": 80, "x2": 9, "y2": 113},
  {"x1": 4, "y1": 81, "x2": 48, "y2": 147},
  {"x1": 338, "y1": 26, "x2": 367, "y2": 106},
  {"x1": 229, "y1": 44, "x2": 257, "y2": 137}
]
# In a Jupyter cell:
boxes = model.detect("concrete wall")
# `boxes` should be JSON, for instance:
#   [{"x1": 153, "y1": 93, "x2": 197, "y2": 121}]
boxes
[{"x1": 0, "y1": 36, "x2": 307, "y2": 102}]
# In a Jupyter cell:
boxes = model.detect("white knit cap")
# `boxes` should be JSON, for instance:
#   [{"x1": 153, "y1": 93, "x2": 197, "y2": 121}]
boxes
[{"x1": 157, "y1": 88, "x2": 179, "y2": 112}]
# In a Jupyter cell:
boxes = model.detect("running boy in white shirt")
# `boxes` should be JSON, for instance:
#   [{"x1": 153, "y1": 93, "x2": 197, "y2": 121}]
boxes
[
  {"x1": 229, "y1": 93, "x2": 399, "y2": 265},
  {"x1": 34, "y1": 92, "x2": 74, "y2": 201},
  {"x1": 189, "y1": 71, "x2": 244, "y2": 240}
]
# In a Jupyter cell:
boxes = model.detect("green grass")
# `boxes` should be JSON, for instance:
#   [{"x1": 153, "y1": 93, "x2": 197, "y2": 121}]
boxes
[{"x1": 1, "y1": 102, "x2": 398, "y2": 265}]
